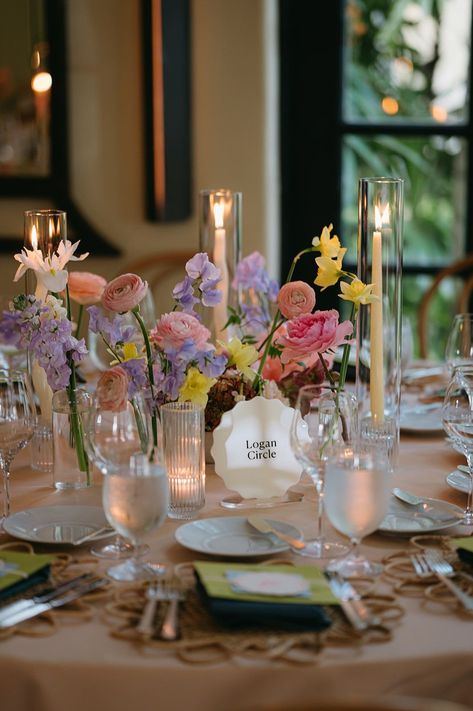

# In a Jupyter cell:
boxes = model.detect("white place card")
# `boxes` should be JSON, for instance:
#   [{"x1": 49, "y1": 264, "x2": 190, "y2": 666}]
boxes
[{"x1": 211, "y1": 396, "x2": 303, "y2": 499}]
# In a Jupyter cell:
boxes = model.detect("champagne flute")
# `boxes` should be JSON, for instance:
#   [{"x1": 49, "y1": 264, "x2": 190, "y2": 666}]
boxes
[
  {"x1": 445, "y1": 314, "x2": 473, "y2": 375},
  {"x1": 442, "y1": 365, "x2": 473, "y2": 525},
  {"x1": 103, "y1": 457, "x2": 168, "y2": 581},
  {"x1": 85, "y1": 393, "x2": 150, "y2": 558},
  {"x1": 0, "y1": 369, "x2": 36, "y2": 524},
  {"x1": 290, "y1": 385, "x2": 356, "y2": 559},
  {"x1": 324, "y1": 445, "x2": 390, "y2": 577}
]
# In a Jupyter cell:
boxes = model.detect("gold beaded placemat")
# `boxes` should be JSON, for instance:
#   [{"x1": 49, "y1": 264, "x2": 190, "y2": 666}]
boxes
[
  {"x1": 104, "y1": 561, "x2": 404, "y2": 665},
  {"x1": 0, "y1": 541, "x2": 111, "y2": 640}
]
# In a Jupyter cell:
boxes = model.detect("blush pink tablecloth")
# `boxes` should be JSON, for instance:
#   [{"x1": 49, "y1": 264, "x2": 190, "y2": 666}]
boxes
[{"x1": 1, "y1": 432, "x2": 473, "y2": 711}]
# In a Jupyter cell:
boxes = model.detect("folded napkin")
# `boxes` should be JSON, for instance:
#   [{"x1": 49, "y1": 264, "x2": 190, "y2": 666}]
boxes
[
  {"x1": 194, "y1": 561, "x2": 335, "y2": 632},
  {"x1": 0, "y1": 551, "x2": 53, "y2": 602},
  {"x1": 450, "y1": 537, "x2": 473, "y2": 566}
]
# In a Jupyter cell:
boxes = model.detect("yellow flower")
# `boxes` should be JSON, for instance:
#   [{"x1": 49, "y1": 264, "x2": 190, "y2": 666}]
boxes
[
  {"x1": 312, "y1": 224, "x2": 347, "y2": 261},
  {"x1": 339, "y1": 278, "x2": 377, "y2": 306},
  {"x1": 314, "y1": 256, "x2": 344, "y2": 290},
  {"x1": 226, "y1": 337, "x2": 258, "y2": 380},
  {"x1": 122, "y1": 342, "x2": 142, "y2": 361},
  {"x1": 178, "y1": 367, "x2": 216, "y2": 407}
]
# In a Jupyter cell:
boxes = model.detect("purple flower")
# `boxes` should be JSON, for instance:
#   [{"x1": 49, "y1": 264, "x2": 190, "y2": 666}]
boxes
[
  {"x1": 195, "y1": 350, "x2": 227, "y2": 378},
  {"x1": 201, "y1": 285, "x2": 222, "y2": 308},
  {"x1": 120, "y1": 357, "x2": 148, "y2": 398},
  {"x1": 172, "y1": 276, "x2": 199, "y2": 313},
  {"x1": 185, "y1": 253, "x2": 210, "y2": 279},
  {"x1": 233, "y1": 251, "x2": 274, "y2": 292}
]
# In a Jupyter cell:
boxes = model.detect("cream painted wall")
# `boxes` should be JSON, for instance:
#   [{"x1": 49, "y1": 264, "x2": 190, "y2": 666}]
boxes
[{"x1": 0, "y1": 0, "x2": 277, "y2": 298}]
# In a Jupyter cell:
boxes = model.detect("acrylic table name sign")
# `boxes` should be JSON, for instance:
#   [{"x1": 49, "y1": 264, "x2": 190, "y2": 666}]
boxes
[{"x1": 211, "y1": 396, "x2": 304, "y2": 509}]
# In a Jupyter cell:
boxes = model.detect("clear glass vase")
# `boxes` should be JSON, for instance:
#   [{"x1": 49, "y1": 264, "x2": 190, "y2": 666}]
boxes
[{"x1": 52, "y1": 388, "x2": 92, "y2": 490}]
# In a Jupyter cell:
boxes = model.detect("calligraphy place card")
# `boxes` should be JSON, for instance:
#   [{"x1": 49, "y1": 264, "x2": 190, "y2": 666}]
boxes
[{"x1": 211, "y1": 396, "x2": 303, "y2": 499}]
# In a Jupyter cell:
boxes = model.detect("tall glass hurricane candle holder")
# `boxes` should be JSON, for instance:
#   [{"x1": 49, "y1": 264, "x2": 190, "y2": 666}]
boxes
[
  {"x1": 356, "y1": 178, "x2": 404, "y2": 469},
  {"x1": 24, "y1": 210, "x2": 67, "y2": 427},
  {"x1": 199, "y1": 189, "x2": 242, "y2": 342}
]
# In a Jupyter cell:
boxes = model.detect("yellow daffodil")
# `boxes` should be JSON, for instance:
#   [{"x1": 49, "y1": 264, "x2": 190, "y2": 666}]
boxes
[
  {"x1": 312, "y1": 224, "x2": 347, "y2": 261},
  {"x1": 226, "y1": 337, "x2": 258, "y2": 380},
  {"x1": 339, "y1": 278, "x2": 377, "y2": 306},
  {"x1": 122, "y1": 342, "x2": 142, "y2": 361},
  {"x1": 178, "y1": 367, "x2": 216, "y2": 407},
  {"x1": 314, "y1": 256, "x2": 344, "y2": 290}
]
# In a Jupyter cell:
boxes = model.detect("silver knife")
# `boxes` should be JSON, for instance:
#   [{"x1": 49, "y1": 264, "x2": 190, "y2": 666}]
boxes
[
  {"x1": 0, "y1": 577, "x2": 109, "y2": 628},
  {"x1": 325, "y1": 572, "x2": 367, "y2": 632},
  {"x1": 329, "y1": 572, "x2": 381, "y2": 628},
  {"x1": 0, "y1": 573, "x2": 93, "y2": 625}
]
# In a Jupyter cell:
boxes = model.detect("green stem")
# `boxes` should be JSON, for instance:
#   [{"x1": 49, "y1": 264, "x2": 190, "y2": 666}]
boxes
[
  {"x1": 318, "y1": 352, "x2": 336, "y2": 387},
  {"x1": 65, "y1": 286, "x2": 89, "y2": 481},
  {"x1": 338, "y1": 303, "x2": 357, "y2": 391},
  {"x1": 132, "y1": 307, "x2": 158, "y2": 454},
  {"x1": 131, "y1": 398, "x2": 148, "y2": 454},
  {"x1": 75, "y1": 305, "x2": 84, "y2": 339}
]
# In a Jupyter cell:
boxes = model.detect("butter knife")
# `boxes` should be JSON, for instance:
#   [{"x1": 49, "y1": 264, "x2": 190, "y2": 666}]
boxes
[
  {"x1": 0, "y1": 577, "x2": 109, "y2": 628},
  {"x1": 0, "y1": 573, "x2": 93, "y2": 625},
  {"x1": 247, "y1": 516, "x2": 306, "y2": 550},
  {"x1": 328, "y1": 572, "x2": 382, "y2": 629}
]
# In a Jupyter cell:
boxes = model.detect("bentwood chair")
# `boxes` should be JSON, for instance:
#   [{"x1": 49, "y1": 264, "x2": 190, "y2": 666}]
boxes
[{"x1": 418, "y1": 254, "x2": 473, "y2": 358}]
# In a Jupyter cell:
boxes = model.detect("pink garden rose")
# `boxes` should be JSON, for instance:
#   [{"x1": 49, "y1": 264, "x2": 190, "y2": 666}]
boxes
[
  {"x1": 96, "y1": 366, "x2": 129, "y2": 411},
  {"x1": 68, "y1": 271, "x2": 107, "y2": 306},
  {"x1": 102, "y1": 273, "x2": 148, "y2": 313},
  {"x1": 277, "y1": 309, "x2": 353, "y2": 364},
  {"x1": 261, "y1": 323, "x2": 333, "y2": 381},
  {"x1": 150, "y1": 312, "x2": 211, "y2": 352},
  {"x1": 277, "y1": 281, "x2": 315, "y2": 319}
]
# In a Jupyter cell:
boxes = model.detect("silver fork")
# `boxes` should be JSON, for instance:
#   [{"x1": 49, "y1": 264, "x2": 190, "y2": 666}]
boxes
[
  {"x1": 424, "y1": 550, "x2": 473, "y2": 612},
  {"x1": 410, "y1": 552, "x2": 432, "y2": 578},
  {"x1": 158, "y1": 582, "x2": 185, "y2": 642},
  {"x1": 136, "y1": 569, "x2": 167, "y2": 638}
]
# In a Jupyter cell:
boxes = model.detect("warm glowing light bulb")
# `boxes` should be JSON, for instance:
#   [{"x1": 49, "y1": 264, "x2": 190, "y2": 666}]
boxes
[
  {"x1": 381, "y1": 96, "x2": 399, "y2": 115},
  {"x1": 31, "y1": 71, "x2": 52, "y2": 93},
  {"x1": 431, "y1": 104, "x2": 448, "y2": 123}
]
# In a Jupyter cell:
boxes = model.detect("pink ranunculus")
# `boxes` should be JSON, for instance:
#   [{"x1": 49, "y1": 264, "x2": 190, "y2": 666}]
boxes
[
  {"x1": 68, "y1": 271, "x2": 107, "y2": 306},
  {"x1": 150, "y1": 312, "x2": 211, "y2": 352},
  {"x1": 277, "y1": 281, "x2": 316, "y2": 319},
  {"x1": 101, "y1": 273, "x2": 148, "y2": 313},
  {"x1": 277, "y1": 309, "x2": 353, "y2": 364},
  {"x1": 96, "y1": 366, "x2": 129, "y2": 411}
]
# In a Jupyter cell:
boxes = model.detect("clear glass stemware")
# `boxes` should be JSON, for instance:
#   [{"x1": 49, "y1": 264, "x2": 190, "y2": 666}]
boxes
[
  {"x1": 85, "y1": 394, "x2": 150, "y2": 558},
  {"x1": 442, "y1": 365, "x2": 473, "y2": 525},
  {"x1": 445, "y1": 313, "x2": 473, "y2": 375},
  {"x1": 324, "y1": 445, "x2": 391, "y2": 577},
  {"x1": 0, "y1": 369, "x2": 36, "y2": 524},
  {"x1": 102, "y1": 457, "x2": 168, "y2": 582},
  {"x1": 290, "y1": 385, "x2": 356, "y2": 559}
]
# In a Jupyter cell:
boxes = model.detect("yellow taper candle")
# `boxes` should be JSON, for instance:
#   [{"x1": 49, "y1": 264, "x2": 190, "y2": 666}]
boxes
[{"x1": 370, "y1": 207, "x2": 385, "y2": 423}]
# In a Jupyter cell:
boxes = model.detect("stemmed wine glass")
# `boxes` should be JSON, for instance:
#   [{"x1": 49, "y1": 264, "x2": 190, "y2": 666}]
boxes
[
  {"x1": 85, "y1": 393, "x2": 150, "y2": 558},
  {"x1": 0, "y1": 369, "x2": 36, "y2": 524},
  {"x1": 324, "y1": 445, "x2": 391, "y2": 577},
  {"x1": 290, "y1": 385, "x2": 356, "y2": 559},
  {"x1": 445, "y1": 314, "x2": 473, "y2": 375},
  {"x1": 102, "y1": 456, "x2": 168, "y2": 581},
  {"x1": 442, "y1": 365, "x2": 473, "y2": 525}
]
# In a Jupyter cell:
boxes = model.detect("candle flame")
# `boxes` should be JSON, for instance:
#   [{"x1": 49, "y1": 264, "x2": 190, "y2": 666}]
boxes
[
  {"x1": 213, "y1": 202, "x2": 224, "y2": 229},
  {"x1": 31, "y1": 225, "x2": 38, "y2": 250},
  {"x1": 374, "y1": 203, "x2": 390, "y2": 231}
]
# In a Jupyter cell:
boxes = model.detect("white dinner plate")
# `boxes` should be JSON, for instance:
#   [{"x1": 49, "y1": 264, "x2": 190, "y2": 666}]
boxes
[
  {"x1": 4, "y1": 506, "x2": 111, "y2": 545},
  {"x1": 379, "y1": 495, "x2": 463, "y2": 535},
  {"x1": 400, "y1": 404, "x2": 443, "y2": 434},
  {"x1": 175, "y1": 516, "x2": 304, "y2": 557},
  {"x1": 447, "y1": 469, "x2": 471, "y2": 494}
]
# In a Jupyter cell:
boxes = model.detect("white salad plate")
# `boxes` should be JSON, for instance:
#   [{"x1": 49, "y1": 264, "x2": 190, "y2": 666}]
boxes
[
  {"x1": 175, "y1": 516, "x2": 304, "y2": 557},
  {"x1": 379, "y1": 495, "x2": 463, "y2": 535},
  {"x1": 447, "y1": 469, "x2": 471, "y2": 494},
  {"x1": 400, "y1": 404, "x2": 443, "y2": 434},
  {"x1": 3, "y1": 506, "x2": 111, "y2": 545}
]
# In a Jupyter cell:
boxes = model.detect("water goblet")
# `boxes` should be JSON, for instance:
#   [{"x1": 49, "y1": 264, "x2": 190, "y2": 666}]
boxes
[
  {"x1": 442, "y1": 365, "x2": 473, "y2": 525},
  {"x1": 102, "y1": 457, "x2": 168, "y2": 582},
  {"x1": 0, "y1": 369, "x2": 36, "y2": 524},
  {"x1": 85, "y1": 393, "x2": 150, "y2": 558},
  {"x1": 324, "y1": 445, "x2": 391, "y2": 577},
  {"x1": 445, "y1": 314, "x2": 473, "y2": 375},
  {"x1": 290, "y1": 385, "x2": 356, "y2": 559}
]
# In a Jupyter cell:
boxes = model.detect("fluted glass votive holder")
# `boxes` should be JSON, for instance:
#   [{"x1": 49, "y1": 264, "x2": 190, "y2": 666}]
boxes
[{"x1": 161, "y1": 402, "x2": 205, "y2": 520}]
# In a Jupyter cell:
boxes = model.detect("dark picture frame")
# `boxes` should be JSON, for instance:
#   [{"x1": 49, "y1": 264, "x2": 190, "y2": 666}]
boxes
[{"x1": 142, "y1": 0, "x2": 192, "y2": 221}]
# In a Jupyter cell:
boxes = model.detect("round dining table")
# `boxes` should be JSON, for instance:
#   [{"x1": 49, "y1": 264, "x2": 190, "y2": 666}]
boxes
[{"x1": 1, "y1": 427, "x2": 473, "y2": 711}]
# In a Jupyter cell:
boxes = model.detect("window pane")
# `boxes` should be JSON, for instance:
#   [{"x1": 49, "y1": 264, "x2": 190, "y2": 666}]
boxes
[
  {"x1": 341, "y1": 134, "x2": 466, "y2": 266},
  {"x1": 343, "y1": 0, "x2": 471, "y2": 124}
]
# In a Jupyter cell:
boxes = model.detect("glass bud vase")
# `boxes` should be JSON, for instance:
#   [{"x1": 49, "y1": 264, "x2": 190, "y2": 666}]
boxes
[{"x1": 52, "y1": 388, "x2": 92, "y2": 490}]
